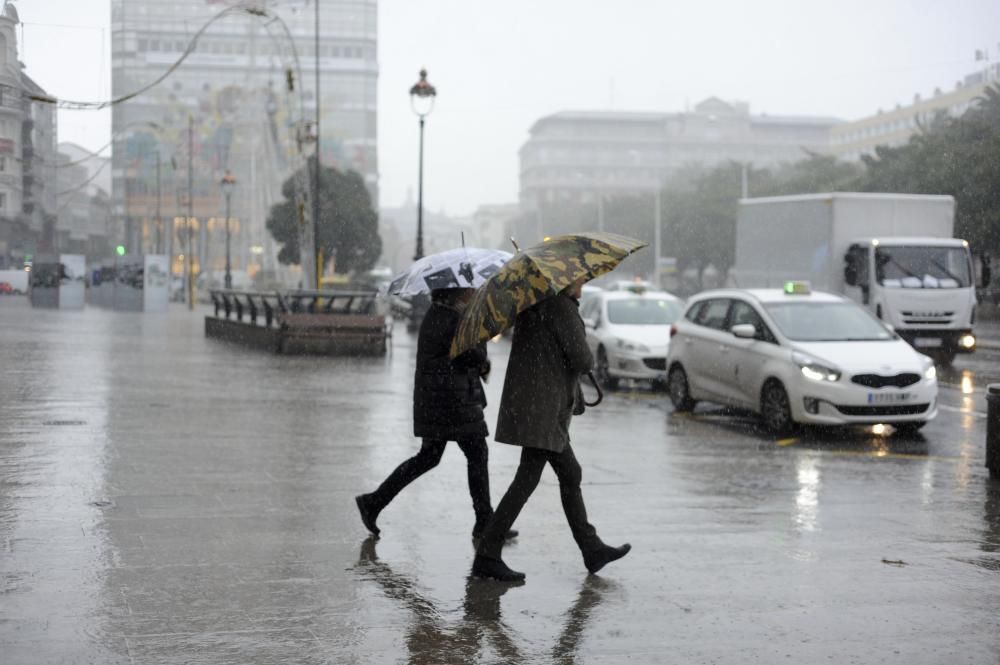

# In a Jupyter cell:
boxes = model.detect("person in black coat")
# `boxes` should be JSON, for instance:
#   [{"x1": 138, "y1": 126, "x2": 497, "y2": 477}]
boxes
[
  {"x1": 472, "y1": 279, "x2": 630, "y2": 582},
  {"x1": 355, "y1": 288, "x2": 515, "y2": 540}
]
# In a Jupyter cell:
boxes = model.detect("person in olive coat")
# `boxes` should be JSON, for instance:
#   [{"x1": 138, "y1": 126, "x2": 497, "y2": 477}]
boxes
[
  {"x1": 472, "y1": 279, "x2": 630, "y2": 582},
  {"x1": 356, "y1": 287, "x2": 515, "y2": 540}
]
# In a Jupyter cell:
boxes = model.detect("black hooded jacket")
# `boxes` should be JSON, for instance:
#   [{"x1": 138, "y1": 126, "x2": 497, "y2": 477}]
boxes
[{"x1": 413, "y1": 302, "x2": 490, "y2": 440}]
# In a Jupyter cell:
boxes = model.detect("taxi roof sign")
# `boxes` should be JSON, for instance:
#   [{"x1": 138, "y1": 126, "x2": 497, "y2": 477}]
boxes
[{"x1": 783, "y1": 280, "x2": 811, "y2": 295}]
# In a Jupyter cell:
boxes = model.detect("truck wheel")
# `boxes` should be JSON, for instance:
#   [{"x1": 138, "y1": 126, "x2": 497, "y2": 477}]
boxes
[
  {"x1": 931, "y1": 350, "x2": 956, "y2": 366},
  {"x1": 761, "y1": 380, "x2": 795, "y2": 434},
  {"x1": 894, "y1": 421, "x2": 926, "y2": 435},
  {"x1": 596, "y1": 347, "x2": 619, "y2": 390},
  {"x1": 667, "y1": 365, "x2": 696, "y2": 412}
]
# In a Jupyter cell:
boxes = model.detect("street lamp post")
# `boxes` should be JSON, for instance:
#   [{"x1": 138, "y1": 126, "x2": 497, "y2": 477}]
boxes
[
  {"x1": 220, "y1": 170, "x2": 236, "y2": 290},
  {"x1": 409, "y1": 69, "x2": 436, "y2": 261}
]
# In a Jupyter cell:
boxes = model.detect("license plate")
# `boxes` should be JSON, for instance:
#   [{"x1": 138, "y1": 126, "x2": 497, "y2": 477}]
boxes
[
  {"x1": 868, "y1": 392, "x2": 912, "y2": 404},
  {"x1": 914, "y1": 337, "x2": 943, "y2": 348}
]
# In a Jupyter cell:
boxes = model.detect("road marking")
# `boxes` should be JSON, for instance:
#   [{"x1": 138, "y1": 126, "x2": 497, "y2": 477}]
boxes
[
  {"x1": 776, "y1": 437, "x2": 799, "y2": 447},
  {"x1": 937, "y1": 404, "x2": 987, "y2": 419}
]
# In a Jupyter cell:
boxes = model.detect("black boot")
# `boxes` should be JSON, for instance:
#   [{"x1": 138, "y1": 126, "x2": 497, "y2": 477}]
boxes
[
  {"x1": 472, "y1": 555, "x2": 526, "y2": 582},
  {"x1": 472, "y1": 520, "x2": 519, "y2": 541},
  {"x1": 583, "y1": 543, "x2": 631, "y2": 574},
  {"x1": 355, "y1": 494, "x2": 381, "y2": 537}
]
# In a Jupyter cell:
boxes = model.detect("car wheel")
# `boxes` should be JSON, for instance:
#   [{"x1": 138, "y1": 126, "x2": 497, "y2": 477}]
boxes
[
  {"x1": 596, "y1": 347, "x2": 619, "y2": 390},
  {"x1": 761, "y1": 380, "x2": 794, "y2": 434},
  {"x1": 894, "y1": 421, "x2": 926, "y2": 434},
  {"x1": 667, "y1": 365, "x2": 696, "y2": 412}
]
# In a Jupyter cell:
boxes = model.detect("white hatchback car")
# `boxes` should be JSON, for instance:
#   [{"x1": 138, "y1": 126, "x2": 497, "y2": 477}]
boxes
[
  {"x1": 580, "y1": 289, "x2": 685, "y2": 389},
  {"x1": 665, "y1": 285, "x2": 938, "y2": 432}
]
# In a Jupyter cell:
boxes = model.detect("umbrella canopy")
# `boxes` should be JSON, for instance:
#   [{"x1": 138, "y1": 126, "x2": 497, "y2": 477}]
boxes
[
  {"x1": 450, "y1": 232, "x2": 647, "y2": 357},
  {"x1": 386, "y1": 247, "x2": 513, "y2": 297}
]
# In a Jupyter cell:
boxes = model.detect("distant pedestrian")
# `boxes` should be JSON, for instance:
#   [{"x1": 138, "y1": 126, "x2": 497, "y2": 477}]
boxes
[
  {"x1": 472, "y1": 278, "x2": 630, "y2": 582},
  {"x1": 356, "y1": 288, "x2": 516, "y2": 540}
]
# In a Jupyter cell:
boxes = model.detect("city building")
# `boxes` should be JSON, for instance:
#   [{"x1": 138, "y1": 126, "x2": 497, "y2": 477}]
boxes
[
  {"x1": 111, "y1": 0, "x2": 378, "y2": 281},
  {"x1": 470, "y1": 203, "x2": 519, "y2": 252},
  {"x1": 830, "y1": 63, "x2": 1000, "y2": 161},
  {"x1": 519, "y1": 98, "x2": 840, "y2": 219},
  {"x1": 0, "y1": 1, "x2": 59, "y2": 270},
  {"x1": 56, "y1": 142, "x2": 113, "y2": 261}
]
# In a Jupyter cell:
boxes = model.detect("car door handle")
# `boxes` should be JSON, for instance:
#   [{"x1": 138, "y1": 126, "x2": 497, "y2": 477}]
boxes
[{"x1": 719, "y1": 346, "x2": 729, "y2": 353}]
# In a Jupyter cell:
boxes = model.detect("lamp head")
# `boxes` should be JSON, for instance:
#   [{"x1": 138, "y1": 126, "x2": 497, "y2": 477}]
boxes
[{"x1": 409, "y1": 68, "x2": 437, "y2": 117}]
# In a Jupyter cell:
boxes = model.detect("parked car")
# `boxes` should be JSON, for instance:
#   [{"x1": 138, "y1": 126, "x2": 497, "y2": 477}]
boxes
[
  {"x1": 580, "y1": 289, "x2": 684, "y2": 389},
  {"x1": 0, "y1": 281, "x2": 12, "y2": 295},
  {"x1": 665, "y1": 283, "x2": 938, "y2": 433}
]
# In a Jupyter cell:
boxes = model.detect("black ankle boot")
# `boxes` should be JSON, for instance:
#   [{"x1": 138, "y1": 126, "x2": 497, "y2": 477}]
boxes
[
  {"x1": 472, "y1": 523, "x2": 519, "y2": 541},
  {"x1": 472, "y1": 555, "x2": 526, "y2": 582},
  {"x1": 355, "y1": 494, "x2": 381, "y2": 537},
  {"x1": 583, "y1": 543, "x2": 631, "y2": 574}
]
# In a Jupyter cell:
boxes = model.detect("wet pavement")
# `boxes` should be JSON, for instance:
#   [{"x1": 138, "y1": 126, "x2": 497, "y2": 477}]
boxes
[{"x1": 1, "y1": 297, "x2": 998, "y2": 664}]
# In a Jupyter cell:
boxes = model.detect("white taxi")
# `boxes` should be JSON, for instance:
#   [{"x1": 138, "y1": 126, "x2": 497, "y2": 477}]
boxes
[
  {"x1": 580, "y1": 289, "x2": 685, "y2": 389},
  {"x1": 665, "y1": 283, "x2": 938, "y2": 432}
]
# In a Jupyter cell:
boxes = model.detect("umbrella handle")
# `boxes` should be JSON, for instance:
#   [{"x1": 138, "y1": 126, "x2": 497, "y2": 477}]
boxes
[{"x1": 583, "y1": 371, "x2": 603, "y2": 407}]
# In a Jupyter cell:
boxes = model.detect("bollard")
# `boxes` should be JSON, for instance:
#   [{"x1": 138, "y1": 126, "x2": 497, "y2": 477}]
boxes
[{"x1": 988, "y1": 384, "x2": 1000, "y2": 479}]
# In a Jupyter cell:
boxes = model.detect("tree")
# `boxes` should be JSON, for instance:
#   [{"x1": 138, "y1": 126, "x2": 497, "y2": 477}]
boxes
[
  {"x1": 266, "y1": 157, "x2": 382, "y2": 274},
  {"x1": 760, "y1": 153, "x2": 862, "y2": 197},
  {"x1": 858, "y1": 83, "x2": 1000, "y2": 255}
]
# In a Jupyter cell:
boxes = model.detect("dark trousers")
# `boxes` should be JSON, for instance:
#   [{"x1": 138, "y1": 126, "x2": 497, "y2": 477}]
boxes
[
  {"x1": 368, "y1": 438, "x2": 493, "y2": 526},
  {"x1": 478, "y1": 443, "x2": 601, "y2": 559}
]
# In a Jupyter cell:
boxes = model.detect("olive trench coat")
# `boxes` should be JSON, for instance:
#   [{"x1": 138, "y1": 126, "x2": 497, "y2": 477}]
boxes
[{"x1": 495, "y1": 292, "x2": 594, "y2": 452}]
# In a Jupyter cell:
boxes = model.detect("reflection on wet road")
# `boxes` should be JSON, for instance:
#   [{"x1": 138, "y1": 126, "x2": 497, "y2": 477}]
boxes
[
  {"x1": 1, "y1": 300, "x2": 998, "y2": 663},
  {"x1": 354, "y1": 537, "x2": 617, "y2": 663}
]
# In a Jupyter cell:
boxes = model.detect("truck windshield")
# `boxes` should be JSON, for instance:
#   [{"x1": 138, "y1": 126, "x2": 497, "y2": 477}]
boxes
[
  {"x1": 607, "y1": 298, "x2": 684, "y2": 325},
  {"x1": 763, "y1": 302, "x2": 894, "y2": 342},
  {"x1": 875, "y1": 246, "x2": 972, "y2": 288}
]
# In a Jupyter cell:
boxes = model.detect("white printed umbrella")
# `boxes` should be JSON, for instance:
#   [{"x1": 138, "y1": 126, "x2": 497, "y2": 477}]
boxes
[{"x1": 387, "y1": 247, "x2": 514, "y2": 297}]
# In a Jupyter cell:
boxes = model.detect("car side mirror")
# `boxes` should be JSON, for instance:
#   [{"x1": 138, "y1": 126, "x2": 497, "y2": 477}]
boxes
[
  {"x1": 731, "y1": 323, "x2": 757, "y2": 339},
  {"x1": 583, "y1": 317, "x2": 597, "y2": 329}
]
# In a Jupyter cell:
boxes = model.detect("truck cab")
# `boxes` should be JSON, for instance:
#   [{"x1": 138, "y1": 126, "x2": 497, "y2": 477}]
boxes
[{"x1": 844, "y1": 237, "x2": 977, "y2": 363}]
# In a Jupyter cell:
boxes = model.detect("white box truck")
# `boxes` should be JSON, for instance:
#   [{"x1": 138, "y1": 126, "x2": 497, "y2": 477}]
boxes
[{"x1": 730, "y1": 192, "x2": 978, "y2": 364}]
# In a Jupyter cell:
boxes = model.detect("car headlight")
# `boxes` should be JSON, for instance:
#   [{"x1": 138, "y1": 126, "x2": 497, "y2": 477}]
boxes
[
  {"x1": 615, "y1": 338, "x2": 650, "y2": 353},
  {"x1": 793, "y1": 351, "x2": 841, "y2": 382},
  {"x1": 924, "y1": 363, "x2": 937, "y2": 381}
]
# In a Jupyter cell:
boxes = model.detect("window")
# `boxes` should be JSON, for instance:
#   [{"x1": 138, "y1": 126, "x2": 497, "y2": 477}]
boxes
[
  {"x1": 764, "y1": 302, "x2": 892, "y2": 342},
  {"x1": 728, "y1": 301, "x2": 776, "y2": 344},
  {"x1": 606, "y1": 298, "x2": 683, "y2": 325},
  {"x1": 684, "y1": 301, "x2": 705, "y2": 322},
  {"x1": 694, "y1": 299, "x2": 730, "y2": 330},
  {"x1": 0, "y1": 192, "x2": 6, "y2": 210}
]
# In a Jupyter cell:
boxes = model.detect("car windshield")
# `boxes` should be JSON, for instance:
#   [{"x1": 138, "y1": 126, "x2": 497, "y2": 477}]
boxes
[
  {"x1": 606, "y1": 298, "x2": 683, "y2": 325},
  {"x1": 763, "y1": 302, "x2": 893, "y2": 342},
  {"x1": 875, "y1": 246, "x2": 972, "y2": 288}
]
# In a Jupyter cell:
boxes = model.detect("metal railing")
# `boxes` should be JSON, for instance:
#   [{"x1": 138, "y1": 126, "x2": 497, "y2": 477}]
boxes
[{"x1": 209, "y1": 289, "x2": 381, "y2": 327}]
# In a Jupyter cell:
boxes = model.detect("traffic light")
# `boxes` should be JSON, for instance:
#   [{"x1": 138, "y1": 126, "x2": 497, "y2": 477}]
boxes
[{"x1": 116, "y1": 245, "x2": 126, "y2": 256}]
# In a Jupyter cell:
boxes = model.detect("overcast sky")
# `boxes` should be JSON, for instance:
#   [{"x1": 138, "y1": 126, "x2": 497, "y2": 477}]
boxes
[{"x1": 18, "y1": 0, "x2": 1000, "y2": 215}]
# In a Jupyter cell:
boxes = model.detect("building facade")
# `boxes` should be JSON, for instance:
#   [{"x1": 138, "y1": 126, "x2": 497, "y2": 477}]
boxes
[
  {"x1": 0, "y1": 2, "x2": 59, "y2": 270},
  {"x1": 519, "y1": 98, "x2": 840, "y2": 216},
  {"x1": 57, "y1": 142, "x2": 113, "y2": 261},
  {"x1": 111, "y1": 0, "x2": 378, "y2": 280},
  {"x1": 830, "y1": 64, "x2": 1000, "y2": 161}
]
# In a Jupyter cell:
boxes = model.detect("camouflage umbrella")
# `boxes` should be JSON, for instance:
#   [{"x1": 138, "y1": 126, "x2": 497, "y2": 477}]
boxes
[{"x1": 450, "y1": 232, "x2": 647, "y2": 358}]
